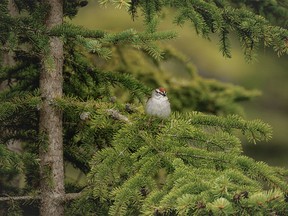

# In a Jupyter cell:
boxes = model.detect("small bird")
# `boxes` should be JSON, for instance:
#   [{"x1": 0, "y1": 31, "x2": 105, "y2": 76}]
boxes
[{"x1": 145, "y1": 87, "x2": 171, "y2": 118}]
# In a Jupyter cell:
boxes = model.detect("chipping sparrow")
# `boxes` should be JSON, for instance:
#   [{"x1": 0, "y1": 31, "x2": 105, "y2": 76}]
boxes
[{"x1": 145, "y1": 87, "x2": 171, "y2": 118}]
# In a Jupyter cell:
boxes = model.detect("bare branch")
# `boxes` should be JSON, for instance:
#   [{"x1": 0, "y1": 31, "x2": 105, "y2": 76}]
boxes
[
  {"x1": 107, "y1": 109, "x2": 131, "y2": 124},
  {"x1": 0, "y1": 193, "x2": 82, "y2": 202}
]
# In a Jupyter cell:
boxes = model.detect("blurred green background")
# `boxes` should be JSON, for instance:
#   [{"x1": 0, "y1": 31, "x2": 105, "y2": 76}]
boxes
[{"x1": 70, "y1": 2, "x2": 288, "y2": 168}]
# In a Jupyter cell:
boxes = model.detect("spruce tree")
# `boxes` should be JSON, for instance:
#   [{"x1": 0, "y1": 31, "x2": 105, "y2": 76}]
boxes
[{"x1": 0, "y1": 0, "x2": 287, "y2": 215}]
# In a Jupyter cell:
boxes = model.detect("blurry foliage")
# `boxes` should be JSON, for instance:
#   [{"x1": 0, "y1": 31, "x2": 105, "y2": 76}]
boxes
[{"x1": 92, "y1": 45, "x2": 261, "y2": 116}]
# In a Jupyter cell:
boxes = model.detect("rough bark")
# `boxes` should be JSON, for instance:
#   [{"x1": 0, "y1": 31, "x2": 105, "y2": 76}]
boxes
[{"x1": 39, "y1": 0, "x2": 64, "y2": 215}]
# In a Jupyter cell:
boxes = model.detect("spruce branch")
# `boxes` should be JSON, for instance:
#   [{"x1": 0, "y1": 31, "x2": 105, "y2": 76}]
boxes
[
  {"x1": 185, "y1": 112, "x2": 272, "y2": 143},
  {"x1": 125, "y1": 0, "x2": 288, "y2": 59},
  {"x1": 87, "y1": 113, "x2": 286, "y2": 215},
  {"x1": 50, "y1": 23, "x2": 106, "y2": 39}
]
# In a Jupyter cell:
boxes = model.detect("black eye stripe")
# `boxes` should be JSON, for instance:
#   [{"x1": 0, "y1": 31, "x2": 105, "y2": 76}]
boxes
[{"x1": 156, "y1": 89, "x2": 166, "y2": 94}]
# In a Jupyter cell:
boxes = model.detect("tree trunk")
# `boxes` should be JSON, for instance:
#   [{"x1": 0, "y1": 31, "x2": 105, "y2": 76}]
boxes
[{"x1": 39, "y1": 0, "x2": 64, "y2": 215}]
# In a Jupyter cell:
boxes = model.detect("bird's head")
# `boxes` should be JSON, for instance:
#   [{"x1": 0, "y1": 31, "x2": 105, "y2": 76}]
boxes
[{"x1": 154, "y1": 87, "x2": 167, "y2": 97}]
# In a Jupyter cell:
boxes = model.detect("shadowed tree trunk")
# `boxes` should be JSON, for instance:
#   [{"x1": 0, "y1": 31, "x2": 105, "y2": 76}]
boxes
[
  {"x1": 2, "y1": 0, "x2": 22, "y2": 179},
  {"x1": 39, "y1": 0, "x2": 64, "y2": 215},
  {"x1": 3, "y1": 0, "x2": 17, "y2": 65},
  {"x1": 4, "y1": 0, "x2": 20, "y2": 152},
  {"x1": 0, "y1": 0, "x2": 18, "y2": 90}
]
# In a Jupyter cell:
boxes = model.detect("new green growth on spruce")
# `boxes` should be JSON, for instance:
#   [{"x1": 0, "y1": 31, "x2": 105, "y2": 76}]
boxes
[
  {"x1": 0, "y1": 0, "x2": 288, "y2": 215},
  {"x1": 77, "y1": 113, "x2": 288, "y2": 215}
]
